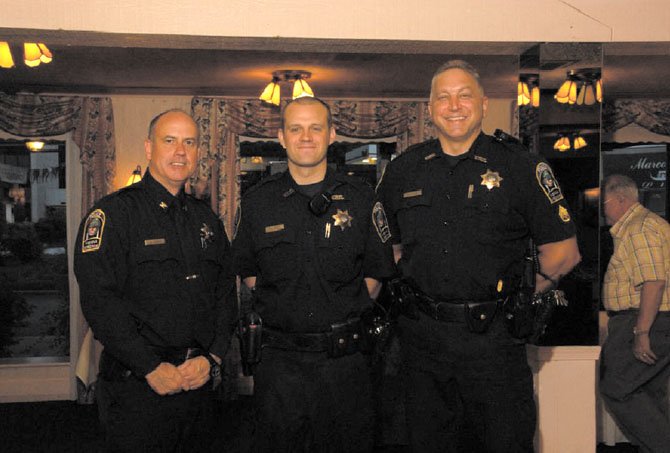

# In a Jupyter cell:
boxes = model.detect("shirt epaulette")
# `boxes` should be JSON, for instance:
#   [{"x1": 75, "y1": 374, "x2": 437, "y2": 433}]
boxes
[
  {"x1": 243, "y1": 172, "x2": 285, "y2": 197},
  {"x1": 390, "y1": 139, "x2": 440, "y2": 164},
  {"x1": 492, "y1": 129, "x2": 529, "y2": 154}
]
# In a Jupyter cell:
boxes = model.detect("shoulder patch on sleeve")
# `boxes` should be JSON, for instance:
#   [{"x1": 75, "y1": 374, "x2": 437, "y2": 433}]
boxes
[
  {"x1": 82, "y1": 209, "x2": 106, "y2": 253},
  {"x1": 372, "y1": 202, "x2": 392, "y2": 243},
  {"x1": 535, "y1": 162, "x2": 564, "y2": 204}
]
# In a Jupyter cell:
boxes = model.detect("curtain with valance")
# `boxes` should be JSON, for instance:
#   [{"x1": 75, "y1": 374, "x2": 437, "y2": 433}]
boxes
[
  {"x1": 603, "y1": 99, "x2": 670, "y2": 137},
  {"x1": 191, "y1": 97, "x2": 433, "y2": 235},
  {"x1": 0, "y1": 93, "x2": 116, "y2": 212}
]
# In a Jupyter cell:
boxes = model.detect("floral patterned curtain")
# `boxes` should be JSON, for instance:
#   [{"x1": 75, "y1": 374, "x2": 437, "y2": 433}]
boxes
[
  {"x1": 0, "y1": 93, "x2": 116, "y2": 212},
  {"x1": 603, "y1": 99, "x2": 670, "y2": 136},
  {"x1": 191, "y1": 97, "x2": 433, "y2": 235}
]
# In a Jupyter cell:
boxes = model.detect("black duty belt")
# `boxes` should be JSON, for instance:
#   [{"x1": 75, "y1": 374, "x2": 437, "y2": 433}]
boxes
[
  {"x1": 416, "y1": 297, "x2": 500, "y2": 323},
  {"x1": 263, "y1": 328, "x2": 330, "y2": 352},
  {"x1": 263, "y1": 317, "x2": 366, "y2": 358}
]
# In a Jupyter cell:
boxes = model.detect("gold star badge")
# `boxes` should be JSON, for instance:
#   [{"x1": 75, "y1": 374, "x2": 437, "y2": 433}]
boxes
[
  {"x1": 332, "y1": 209, "x2": 353, "y2": 231},
  {"x1": 480, "y1": 169, "x2": 503, "y2": 190},
  {"x1": 159, "y1": 201, "x2": 168, "y2": 210}
]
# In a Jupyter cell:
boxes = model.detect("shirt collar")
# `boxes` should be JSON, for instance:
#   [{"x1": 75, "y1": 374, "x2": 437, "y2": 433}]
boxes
[
  {"x1": 610, "y1": 202, "x2": 644, "y2": 238},
  {"x1": 141, "y1": 170, "x2": 186, "y2": 211},
  {"x1": 430, "y1": 132, "x2": 487, "y2": 163}
]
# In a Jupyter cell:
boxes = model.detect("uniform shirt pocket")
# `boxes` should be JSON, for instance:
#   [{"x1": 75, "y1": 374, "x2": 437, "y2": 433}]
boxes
[
  {"x1": 397, "y1": 189, "x2": 433, "y2": 242},
  {"x1": 254, "y1": 228, "x2": 298, "y2": 284}
]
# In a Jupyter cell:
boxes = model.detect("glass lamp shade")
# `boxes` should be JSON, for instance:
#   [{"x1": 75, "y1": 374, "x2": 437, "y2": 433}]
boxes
[
  {"x1": 573, "y1": 136, "x2": 588, "y2": 150},
  {"x1": 0, "y1": 42, "x2": 14, "y2": 68},
  {"x1": 126, "y1": 165, "x2": 143, "y2": 186},
  {"x1": 517, "y1": 81, "x2": 530, "y2": 106},
  {"x1": 292, "y1": 79, "x2": 314, "y2": 99},
  {"x1": 24, "y1": 43, "x2": 52, "y2": 67},
  {"x1": 555, "y1": 79, "x2": 573, "y2": 103},
  {"x1": 553, "y1": 136, "x2": 571, "y2": 152},
  {"x1": 531, "y1": 86, "x2": 540, "y2": 108},
  {"x1": 259, "y1": 80, "x2": 281, "y2": 106}
]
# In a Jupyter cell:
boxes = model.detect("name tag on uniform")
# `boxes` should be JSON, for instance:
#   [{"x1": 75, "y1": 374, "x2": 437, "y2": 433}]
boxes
[
  {"x1": 331, "y1": 194, "x2": 345, "y2": 201},
  {"x1": 265, "y1": 224, "x2": 285, "y2": 233},
  {"x1": 144, "y1": 238, "x2": 166, "y2": 246},
  {"x1": 403, "y1": 190, "x2": 423, "y2": 198}
]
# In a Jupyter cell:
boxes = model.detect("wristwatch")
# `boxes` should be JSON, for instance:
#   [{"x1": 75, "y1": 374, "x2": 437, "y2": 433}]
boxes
[{"x1": 204, "y1": 353, "x2": 221, "y2": 378}]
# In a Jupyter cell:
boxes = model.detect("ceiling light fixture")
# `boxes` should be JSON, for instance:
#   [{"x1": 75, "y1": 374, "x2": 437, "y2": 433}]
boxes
[
  {"x1": 573, "y1": 134, "x2": 588, "y2": 150},
  {"x1": 553, "y1": 133, "x2": 587, "y2": 152},
  {"x1": 0, "y1": 42, "x2": 53, "y2": 69},
  {"x1": 24, "y1": 43, "x2": 53, "y2": 67},
  {"x1": 518, "y1": 74, "x2": 540, "y2": 108},
  {"x1": 553, "y1": 136, "x2": 571, "y2": 152},
  {"x1": 25, "y1": 140, "x2": 45, "y2": 152},
  {"x1": 554, "y1": 69, "x2": 601, "y2": 106},
  {"x1": 0, "y1": 41, "x2": 15, "y2": 68},
  {"x1": 259, "y1": 70, "x2": 314, "y2": 106}
]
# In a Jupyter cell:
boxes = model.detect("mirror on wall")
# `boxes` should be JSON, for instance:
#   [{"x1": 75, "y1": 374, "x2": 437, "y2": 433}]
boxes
[{"x1": 519, "y1": 43, "x2": 602, "y2": 346}]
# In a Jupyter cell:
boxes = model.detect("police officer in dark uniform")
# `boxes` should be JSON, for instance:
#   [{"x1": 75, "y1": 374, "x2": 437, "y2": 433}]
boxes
[
  {"x1": 376, "y1": 60, "x2": 581, "y2": 452},
  {"x1": 74, "y1": 109, "x2": 235, "y2": 452},
  {"x1": 231, "y1": 97, "x2": 395, "y2": 452}
]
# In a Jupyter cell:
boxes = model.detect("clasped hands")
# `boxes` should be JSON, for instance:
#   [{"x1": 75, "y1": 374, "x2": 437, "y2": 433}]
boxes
[{"x1": 145, "y1": 356, "x2": 213, "y2": 395}]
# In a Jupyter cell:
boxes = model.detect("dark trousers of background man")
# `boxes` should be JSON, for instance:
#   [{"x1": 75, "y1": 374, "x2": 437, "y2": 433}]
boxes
[
  {"x1": 399, "y1": 313, "x2": 536, "y2": 453},
  {"x1": 600, "y1": 313, "x2": 670, "y2": 453}
]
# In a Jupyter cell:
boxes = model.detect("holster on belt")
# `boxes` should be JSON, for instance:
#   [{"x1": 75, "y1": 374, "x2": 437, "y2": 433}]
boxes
[{"x1": 237, "y1": 311, "x2": 263, "y2": 376}]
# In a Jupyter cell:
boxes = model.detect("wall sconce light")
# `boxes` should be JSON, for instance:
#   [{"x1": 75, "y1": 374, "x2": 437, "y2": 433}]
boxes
[
  {"x1": 126, "y1": 165, "x2": 142, "y2": 186},
  {"x1": 260, "y1": 70, "x2": 314, "y2": 106},
  {"x1": 25, "y1": 140, "x2": 45, "y2": 152},
  {"x1": 554, "y1": 69, "x2": 601, "y2": 106}
]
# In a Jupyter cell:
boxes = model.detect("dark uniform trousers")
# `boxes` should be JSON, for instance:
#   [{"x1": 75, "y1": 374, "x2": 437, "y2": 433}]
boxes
[
  {"x1": 600, "y1": 312, "x2": 670, "y2": 453},
  {"x1": 399, "y1": 312, "x2": 536, "y2": 453},
  {"x1": 96, "y1": 365, "x2": 216, "y2": 452},
  {"x1": 252, "y1": 348, "x2": 374, "y2": 453}
]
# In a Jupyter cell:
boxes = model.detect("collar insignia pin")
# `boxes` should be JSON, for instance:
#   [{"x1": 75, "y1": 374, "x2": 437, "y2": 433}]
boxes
[
  {"x1": 480, "y1": 169, "x2": 503, "y2": 190},
  {"x1": 332, "y1": 209, "x2": 353, "y2": 231},
  {"x1": 159, "y1": 201, "x2": 168, "y2": 210}
]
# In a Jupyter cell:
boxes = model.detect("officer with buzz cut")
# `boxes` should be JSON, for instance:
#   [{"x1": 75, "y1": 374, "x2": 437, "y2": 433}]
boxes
[
  {"x1": 376, "y1": 60, "x2": 581, "y2": 452},
  {"x1": 231, "y1": 97, "x2": 395, "y2": 452},
  {"x1": 75, "y1": 109, "x2": 235, "y2": 452}
]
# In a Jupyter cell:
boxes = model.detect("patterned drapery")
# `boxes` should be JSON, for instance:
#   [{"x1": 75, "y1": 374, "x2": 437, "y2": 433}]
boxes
[
  {"x1": 0, "y1": 93, "x2": 116, "y2": 212},
  {"x1": 191, "y1": 97, "x2": 433, "y2": 235},
  {"x1": 603, "y1": 99, "x2": 670, "y2": 136}
]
